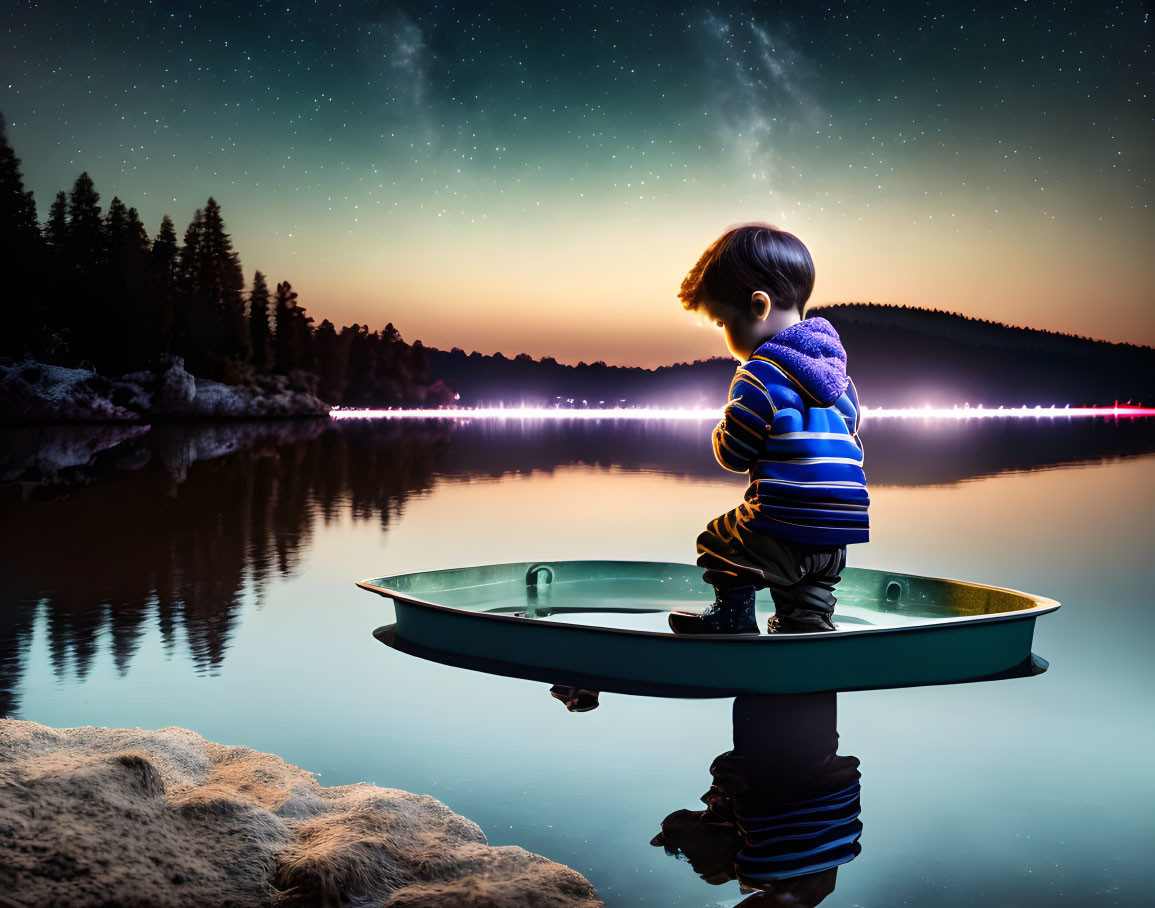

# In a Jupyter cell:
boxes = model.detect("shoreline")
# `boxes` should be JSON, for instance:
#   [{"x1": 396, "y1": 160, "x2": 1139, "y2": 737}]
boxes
[
  {"x1": 0, "y1": 719, "x2": 603, "y2": 907},
  {"x1": 0, "y1": 358, "x2": 332, "y2": 426}
]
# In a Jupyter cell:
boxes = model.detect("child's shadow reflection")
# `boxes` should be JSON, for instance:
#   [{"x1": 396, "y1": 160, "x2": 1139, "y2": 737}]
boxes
[{"x1": 650, "y1": 692, "x2": 862, "y2": 906}]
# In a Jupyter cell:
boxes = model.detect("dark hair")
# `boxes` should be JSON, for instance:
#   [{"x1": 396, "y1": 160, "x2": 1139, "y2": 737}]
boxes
[{"x1": 679, "y1": 222, "x2": 815, "y2": 316}]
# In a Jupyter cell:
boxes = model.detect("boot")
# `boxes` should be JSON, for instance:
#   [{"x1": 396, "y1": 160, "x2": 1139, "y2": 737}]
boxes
[
  {"x1": 766, "y1": 610, "x2": 836, "y2": 634},
  {"x1": 669, "y1": 585, "x2": 759, "y2": 635}
]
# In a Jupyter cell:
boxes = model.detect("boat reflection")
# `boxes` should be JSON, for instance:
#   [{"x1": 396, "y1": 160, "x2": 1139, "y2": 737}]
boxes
[{"x1": 651, "y1": 693, "x2": 860, "y2": 905}]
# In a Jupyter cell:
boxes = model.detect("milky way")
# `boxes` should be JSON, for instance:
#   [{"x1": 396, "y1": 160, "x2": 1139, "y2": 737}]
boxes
[{"x1": 4, "y1": 1, "x2": 1151, "y2": 365}]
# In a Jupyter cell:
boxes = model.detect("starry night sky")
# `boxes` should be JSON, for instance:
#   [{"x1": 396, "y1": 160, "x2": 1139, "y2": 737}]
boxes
[{"x1": 4, "y1": 1, "x2": 1151, "y2": 366}]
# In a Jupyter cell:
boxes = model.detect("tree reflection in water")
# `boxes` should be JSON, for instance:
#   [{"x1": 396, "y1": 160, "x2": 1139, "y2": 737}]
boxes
[{"x1": 0, "y1": 420, "x2": 448, "y2": 714}]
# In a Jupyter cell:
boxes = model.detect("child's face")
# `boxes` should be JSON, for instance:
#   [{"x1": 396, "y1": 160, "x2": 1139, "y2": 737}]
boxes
[
  {"x1": 705, "y1": 299, "x2": 767, "y2": 363},
  {"x1": 704, "y1": 292, "x2": 795, "y2": 361}
]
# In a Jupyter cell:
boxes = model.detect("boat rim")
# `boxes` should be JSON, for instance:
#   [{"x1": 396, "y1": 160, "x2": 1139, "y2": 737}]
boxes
[{"x1": 356, "y1": 558, "x2": 1061, "y2": 641}]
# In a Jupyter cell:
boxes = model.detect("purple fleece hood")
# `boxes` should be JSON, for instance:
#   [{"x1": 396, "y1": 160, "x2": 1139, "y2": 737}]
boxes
[{"x1": 752, "y1": 316, "x2": 848, "y2": 405}]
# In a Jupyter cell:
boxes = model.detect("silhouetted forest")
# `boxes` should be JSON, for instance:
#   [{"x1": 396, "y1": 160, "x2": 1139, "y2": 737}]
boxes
[
  {"x1": 0, "y1": 113, "x2": 452, "y2": 408},
  {"x1": 424, "y1": 348, "x2": 739, "y2": 408}
]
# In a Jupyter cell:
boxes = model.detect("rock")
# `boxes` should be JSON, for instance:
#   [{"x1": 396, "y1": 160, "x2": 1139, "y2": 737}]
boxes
[
  {"x1": 0, "y1": 358, "x2": 332, "y2": 424},
  {"x1": 0, "y1": 720, "x2": 603, "y2": 907},
  {"x1": 151, "y1": 357, "x2": 199, "y2": 414},
  {"x1": 145, "y1": 357, "x2": 331, "y2": 420},
  {"x1": 0, "y1": 360, "x2": 144, "y2": 424}
]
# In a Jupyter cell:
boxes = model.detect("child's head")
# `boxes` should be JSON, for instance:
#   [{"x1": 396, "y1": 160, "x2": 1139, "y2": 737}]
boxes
[{"x1": 679, "y1": 222, "x2": 815, "y2": 321}]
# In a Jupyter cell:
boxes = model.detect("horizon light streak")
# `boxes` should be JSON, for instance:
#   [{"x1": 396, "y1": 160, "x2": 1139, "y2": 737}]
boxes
[{"x1": 330, "y1": 404, "x2": 1155, "y2": 421}]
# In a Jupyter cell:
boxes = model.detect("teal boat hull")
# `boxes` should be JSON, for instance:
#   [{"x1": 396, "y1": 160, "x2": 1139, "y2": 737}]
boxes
[{"x1": 357, "y1": 560, "x2": 1060, "y2": 696}]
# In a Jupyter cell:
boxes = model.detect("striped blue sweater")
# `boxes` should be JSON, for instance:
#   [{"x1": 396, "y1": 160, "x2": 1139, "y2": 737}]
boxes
[
  {"x1": 736, "y1": 780, "x2": 863, "y2": 882},
  {"x1": 712, "y1": 317, "x2": 869, "y2": 546}
]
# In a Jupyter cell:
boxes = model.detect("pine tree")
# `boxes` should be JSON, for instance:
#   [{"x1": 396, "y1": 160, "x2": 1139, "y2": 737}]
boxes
[
  {"x1": 59, "y1": 172, "x2": 106, "y2": 365},
  {"x1": 313, "y1": 318, "x2": 347, "y2": 403},
  {"x1": 273, "y1": 281, "x2": 315, "y2": 375},
  {"x1": 66, "y1": 172, "x2": 103, "y2": 272},
  {"x1": 341, "y1": 324, "x2": 373, "y2": 404},
  {"x1": 94, "y1": 196, "x2": 132, "y2": 370},
  {"x1": 0, "y1": 112, "x2": 43, "y2": 357},
  {"x1": 150, "y1": 215, "x2": 179, "y2": 358},
  {"x1": 125, "y1": 207, "x2": 148, "y2": 251},
  {"x1": 274, "y1": 281, "x2": 300, "y2": 374},
  {"x1": 104, "y1": 196, "x2": 128, "y2": 245},
  {"x1": 174, "y1": 208, "x2": 216, "y2": 371},
  {"x1": 151, "y1": 215, "x2": 178, "y2": 284},
  {"x1": 97, "y1": 199, "x2": 154, "y2": 371},
  {"x1": 248, "y1": 270, "x2": 272, "y2": 371},
  {"x1": 0, "y1": 114, "x2": 39, "y2": 256},
  {"x1": 223, "y1": 242, "x2": 252, "y2": 367},
  {"x1": 190, "y1": 197, "x2": 250, "y2": 377},
  {"x1": 44, "y1": 191, "x2": 67, "y2": 256},
  {"x1": 37, "y1": 190, "x2": 71, "y2": 360},
  {"x1": 178, "y1": 208, "x2": 204, "y2": 294}
]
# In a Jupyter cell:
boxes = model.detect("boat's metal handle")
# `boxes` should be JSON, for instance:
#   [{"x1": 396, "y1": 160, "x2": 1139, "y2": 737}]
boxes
[
  {"x1": 524, "y1": 563, "x2": 554, "y2": 617},
  {"x1": 526, "y1": 563, "x2": 555, "y2": 588}
]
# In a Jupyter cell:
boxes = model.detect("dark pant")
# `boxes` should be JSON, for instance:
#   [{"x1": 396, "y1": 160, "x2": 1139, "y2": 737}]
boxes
[{"x1": 696, "y1": 501, "x2": 847, "y2": 622}]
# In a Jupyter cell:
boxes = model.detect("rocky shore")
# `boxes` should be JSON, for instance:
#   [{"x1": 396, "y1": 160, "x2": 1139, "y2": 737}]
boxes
[
  {"x1": 0, "y1": 720, "x2": 603, "y2": 907},
  {"x1": 0, "y1": 358, "x2": 331, "y2": 424}
]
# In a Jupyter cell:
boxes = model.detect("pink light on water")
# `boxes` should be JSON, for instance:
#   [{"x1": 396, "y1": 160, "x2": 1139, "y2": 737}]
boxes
[
  {"x1": 862, "y1": 403, "x2": 1155, "y2": 419},
  {"x1": 330, "y1": 406, "x2": 722, "y2": 421},
  {"x1": 329, "y1": 403, "x2": 1155, "y2": 421}
]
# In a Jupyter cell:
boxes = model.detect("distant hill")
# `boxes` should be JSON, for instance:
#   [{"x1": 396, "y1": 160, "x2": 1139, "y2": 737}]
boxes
[
  {"x1": 815, "y1": 303, "x2": 1155, "y2": 407},
  {"x1": 426, "y1": 304, "x2": 1155, "y2": 408}
]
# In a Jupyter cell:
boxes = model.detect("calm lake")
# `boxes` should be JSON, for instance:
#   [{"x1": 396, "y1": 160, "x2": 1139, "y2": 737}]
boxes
[{"x1": 2, "y1": 416, "x2": 1153, "y2": 906}]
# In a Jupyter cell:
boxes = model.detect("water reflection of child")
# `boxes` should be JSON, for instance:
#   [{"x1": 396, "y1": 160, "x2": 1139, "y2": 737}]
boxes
[
  {"x1": 651, "y1": 692, "x2": 862, "y2": 905},
  {"x1": 668, "y1": 224, "x2": 869, "y2": 635}
]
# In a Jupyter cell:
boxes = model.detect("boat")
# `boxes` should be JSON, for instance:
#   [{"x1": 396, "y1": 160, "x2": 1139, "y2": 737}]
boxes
[{"x1": 356, "y1": 560, "x2": 1060, "y2": 696}]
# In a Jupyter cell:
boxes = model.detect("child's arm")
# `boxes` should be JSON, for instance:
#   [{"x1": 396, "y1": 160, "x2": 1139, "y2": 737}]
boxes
[
  {"x1": 711, "y1": 367, "x2": 774, "y2": 473},
  {"x1": 845, "y1": 376, "x2": 865, "y2": 459}
]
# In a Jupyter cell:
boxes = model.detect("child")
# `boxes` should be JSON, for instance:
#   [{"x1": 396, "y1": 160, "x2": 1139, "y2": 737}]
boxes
[{"x1": 668, "y1": 224, "x2": 868, "y2": 635}]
